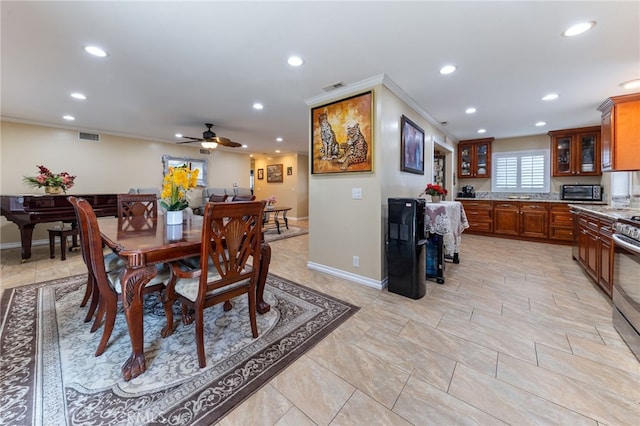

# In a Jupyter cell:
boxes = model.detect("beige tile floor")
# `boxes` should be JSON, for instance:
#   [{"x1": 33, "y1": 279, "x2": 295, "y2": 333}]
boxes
[{"x1": 1, "y1": 223, "x2": 639, "y2": 425}]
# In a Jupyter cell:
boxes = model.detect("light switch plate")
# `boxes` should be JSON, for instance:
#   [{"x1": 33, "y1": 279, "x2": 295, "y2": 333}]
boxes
[{"x1": 352, "y1": 188, "x2": 362, "y2": 199}]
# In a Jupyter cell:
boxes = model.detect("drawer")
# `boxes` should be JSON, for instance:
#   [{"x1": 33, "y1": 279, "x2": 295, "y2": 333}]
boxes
[
  {"x1": 465, "y1": 209, "x2": 492, "y2": 221},
  {"x1": 461, "y1": 201, "x2": 492, "y2": 210},
  {"x1": 494, "y1": 202, "x2": 518, "y2": 210},
  {"x1": 520, "y1": 202, "x2": 547, "y2": 211},
  {"x1": 468, "y1": 221, "x2": 493, "y2": 232},
  {"x1": 549, "y1": 227, "x2": 573, "y2": 241}
]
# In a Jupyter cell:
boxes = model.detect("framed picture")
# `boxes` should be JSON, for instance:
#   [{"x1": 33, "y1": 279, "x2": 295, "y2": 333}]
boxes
[
  {"x1": 287, "y1": 166, "x2": 293, "y2": 176},
  {"x1": 162, "y1": 155, "x2": 208, "y2": 186},
  {"x1": 311, "y1": 90, "x2": 373, "y2": 174},
  {"x1": 400, "y1": 115, "x2": 425, "y2": 175},
  {"x1": 257, "y1": 168, "x2": 264, "y2": 180},
  {"x1": 267, "y1": 164, "x2": 283, "y2": 182}
]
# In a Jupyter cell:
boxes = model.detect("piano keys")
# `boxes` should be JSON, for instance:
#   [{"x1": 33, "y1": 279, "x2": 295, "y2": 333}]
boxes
[{"x1": 1, "y1": 194, "x2": 118, "y2": 261}]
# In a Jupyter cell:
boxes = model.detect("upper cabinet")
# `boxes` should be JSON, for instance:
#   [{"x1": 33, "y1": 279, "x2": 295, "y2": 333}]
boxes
[
  {"x1": 548, "y1": 126, "x2": 601, "y2": 177},
  {"x1": 458, "y1": 137, "x2": 493, "y2": 179},
  {"x1": 597, "y1": 93, "x2": 640, "y2": 172}
]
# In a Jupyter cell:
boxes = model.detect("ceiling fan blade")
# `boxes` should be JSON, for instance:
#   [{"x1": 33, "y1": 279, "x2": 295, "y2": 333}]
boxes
[
  {"x1": 176, "y1": 140, "x2": 199, "y2": 144},
  {"x1": 215, "y1": 137, "x2": 242, "y2": 148},
  {"x1": 181, "y1": 136, "x2": 202, "y2": 142}
]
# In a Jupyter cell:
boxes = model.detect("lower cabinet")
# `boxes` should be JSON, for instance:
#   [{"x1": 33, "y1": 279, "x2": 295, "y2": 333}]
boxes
[
  {"x1": 492, "y1": 201, "x2": 548, "y2": 238},
  {"x1": 461, "y1": 200, "x2": 493, "y2": 232},
  {"x1": 549, "y1": 204, "x2": 574, "y2": 242},
  {"x1": 575, "y1": 212, "x2": 614, "y2": 297}
]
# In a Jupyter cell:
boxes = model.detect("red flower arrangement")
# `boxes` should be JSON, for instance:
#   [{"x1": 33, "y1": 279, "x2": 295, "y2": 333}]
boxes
[
  {"x1": 422, "y1": 183, "x2": 448, "y2": 197},
  {"x1": 23, "y1": 165, "x2": 76, "y2": 193}
]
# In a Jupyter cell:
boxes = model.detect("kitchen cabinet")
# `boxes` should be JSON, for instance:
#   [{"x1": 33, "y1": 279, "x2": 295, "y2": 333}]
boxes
[
  {"x1": 549, "y1": 203, "x2": 573, "y2": 242},
  {"x1": 548, "y1": 126, "x2": 601, "y2": 177},
  {"x1": 458, "y1": 138, "x2": 493, "y2": 178},
  {"x1": 575, "y1": 211, "x2": 614, "y2": 297},
  {"x1": 598, "y1": 92, "x2": 640, "y2": 171},
  {"x1": 493, "y1": 201, "x2": 548, "y2": 238},
  {"x1": 459, "y1": 200, "x2": 493, "y2": 232}
]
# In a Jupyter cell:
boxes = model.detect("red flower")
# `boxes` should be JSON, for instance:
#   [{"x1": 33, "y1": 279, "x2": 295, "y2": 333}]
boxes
[{"x1": 424, "y1": 183, "x2": 447, "y2": 196}]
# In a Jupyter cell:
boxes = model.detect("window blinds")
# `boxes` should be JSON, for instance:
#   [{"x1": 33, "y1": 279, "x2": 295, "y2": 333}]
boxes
[{"x1": 492, "y1": 149, "x2": 549, "y2": 193}]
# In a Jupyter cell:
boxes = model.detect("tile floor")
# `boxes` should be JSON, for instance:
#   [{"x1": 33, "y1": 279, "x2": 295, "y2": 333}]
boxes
[{"x1": 1, "y1": 224, "x2": 639, "y2": 425}]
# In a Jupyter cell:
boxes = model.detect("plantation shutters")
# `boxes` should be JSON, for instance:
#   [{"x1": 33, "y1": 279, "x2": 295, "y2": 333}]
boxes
[{"x1": 492, "y1": 149, "x2": 549, "y2": 193}]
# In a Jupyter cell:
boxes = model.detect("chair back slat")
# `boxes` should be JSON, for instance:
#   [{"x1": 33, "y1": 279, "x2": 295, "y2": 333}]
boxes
[{"x1": 117, "y1": 193, "x2": 158, "y2": 232}]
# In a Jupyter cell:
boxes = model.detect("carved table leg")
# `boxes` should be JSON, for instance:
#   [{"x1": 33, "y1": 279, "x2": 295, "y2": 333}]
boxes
[
  {"x1": 256, "y1": 242, "x2": 271, "y2": 314},
  {"x1": 19, "y1": 224, "x2": 35, "y2": 262},
  {"x1": 120, "y1": 265, "x2": 157, "y2": 381}
]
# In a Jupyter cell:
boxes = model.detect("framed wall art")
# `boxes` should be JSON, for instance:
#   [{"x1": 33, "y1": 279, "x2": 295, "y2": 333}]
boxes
[
  {"x1": 287, "y1": 166, "x2": 293, "y2": 175},
  {"x1": 311, "y1": 90, "x2": 373, "y2": 174},
  {"x1": 400, "y1": 115, "x2": 425, "y2": 175},
  {"x1": 257, "y1": 168, "x2": 264, "y2": 180},
  {"x1": 267, "y1": 164, "x2": 283, "y2": 182}
]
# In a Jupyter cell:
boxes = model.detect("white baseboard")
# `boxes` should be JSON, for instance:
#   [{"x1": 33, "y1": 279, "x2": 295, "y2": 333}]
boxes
[{"x1": 307, "y1": 261, "x2": 385, "y2": 290}]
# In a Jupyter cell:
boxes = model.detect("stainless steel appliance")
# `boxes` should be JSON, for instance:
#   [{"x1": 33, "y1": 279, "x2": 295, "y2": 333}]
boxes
[
  {"x1": 561, "y1": 184, "x2": 602, "y2": 201},
  {"x1": 612, "y1": 216, "x2": 640, "y2": 361}
]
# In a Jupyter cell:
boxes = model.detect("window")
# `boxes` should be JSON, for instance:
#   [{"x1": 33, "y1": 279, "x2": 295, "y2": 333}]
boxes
[
  {"x1": 492, "y1": 149, "x2": 549, "y2": 193},
  {"x1": 162, "y1": 155, "x2": 208, "y2": 187}
]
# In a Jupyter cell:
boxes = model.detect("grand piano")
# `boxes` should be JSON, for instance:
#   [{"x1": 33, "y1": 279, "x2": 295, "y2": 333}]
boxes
[{"x1": 1, "y1": 194, "x2": 118, "y2": 261}]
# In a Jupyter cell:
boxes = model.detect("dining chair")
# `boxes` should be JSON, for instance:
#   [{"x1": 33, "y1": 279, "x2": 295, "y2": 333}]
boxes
[
  {"x1": 208, "y1": 194, "x2": 228, "y2": 202},
  {"x1": 117, "y1": 193, "x2": 158, "y2": 232},
  {"x1": 68, "y1": 196, "x2": 168, "y2": 356},
  {"x1": 231, "y1": 194, "x2": 256, "y2": 202},
  {"x1": 161, "y1": 200, "x2": 266, "y2": 368}
]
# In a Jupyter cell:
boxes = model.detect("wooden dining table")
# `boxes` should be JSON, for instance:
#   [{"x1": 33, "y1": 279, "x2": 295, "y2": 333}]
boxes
[{"x1": 99, "y1": 215, "x2": 272, "y2": 381}]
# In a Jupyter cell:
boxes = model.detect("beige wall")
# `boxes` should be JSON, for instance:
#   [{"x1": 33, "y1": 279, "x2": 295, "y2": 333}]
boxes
[
  {"x1": 456, "y1": 133, "x2": 607, "y2": 196},
  {"x1": 307, "y1": 82, "x2": 449, "y2": 286},
  {"x1": 0, "y1": 120, "x2": 252, "y2": 245},
  {"x1": 252, "y1": 153, "x2": 309, "y2": 219}
]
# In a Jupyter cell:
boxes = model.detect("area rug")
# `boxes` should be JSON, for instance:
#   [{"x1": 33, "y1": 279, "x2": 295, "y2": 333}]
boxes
[
  {"x1": 263, "y1": 225, "x2": 308, "y2": 243},
  {"x1": 0, "y1": 273, "x2": 358, "y2": 425}
]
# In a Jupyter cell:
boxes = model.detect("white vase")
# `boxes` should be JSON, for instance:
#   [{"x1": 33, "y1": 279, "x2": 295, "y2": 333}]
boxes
[
  {"x1": 166, "y1": 210, "x2": 183, "y2": 225},
  {"x1": 166, "y1": 224, "x2": 183, "y2": 241}
]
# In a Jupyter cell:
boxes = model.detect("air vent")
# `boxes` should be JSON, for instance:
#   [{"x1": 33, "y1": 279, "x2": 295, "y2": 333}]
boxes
[
  {"x1": 78, "y1": 131, "x2": 100, "y2": 142},
  {"x1": 322, "y1": 82, "x2": 345, "y2": 92},
  {"x1": 199, "y1": 149, "x2": 211, "y2": 155}
]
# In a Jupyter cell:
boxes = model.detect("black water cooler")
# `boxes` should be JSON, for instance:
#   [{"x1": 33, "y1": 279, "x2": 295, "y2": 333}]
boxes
[{"x1": 387, "y1": 198, "x2": 427, "y2": 299}]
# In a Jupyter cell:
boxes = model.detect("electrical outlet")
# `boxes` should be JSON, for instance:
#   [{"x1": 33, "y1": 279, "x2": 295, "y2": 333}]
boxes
[{"x1": 353, "y1": 256, "x2": 359, "y2": 267}]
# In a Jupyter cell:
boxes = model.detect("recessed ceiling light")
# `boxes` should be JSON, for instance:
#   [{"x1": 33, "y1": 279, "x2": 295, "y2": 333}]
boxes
[
  {"x1": 535, "y1": 121, "x2": 547, "y2": 127},
  {"x1": 620, "y1": 78, "x2": 640, "y2": 90},
  {"x1": 275, "y1": 150, "x2": 281, "y2": 153},
  {"x1": 84, "y1": 45, "x2": 107, "y2": 57},
  {"x1": 253, "y1": 103, "x2": 264, "y2": 110},
  {"x1": 562, "y1": 21, "x2": 596, "y2": 37},
  {"x1": 276, "y1": 137, "x2": 283, "y2": 142},
  {"x1": 287, "y1": 56, "x2": 304, "y2": 66},
  {"x1": 70, "y1": 92, "x2": 86, "y2": 100},
  {"x1": 542, "y1": 93, "x2": 559, "y2": 101},
  {"x1": 477, "y1": 128, "x2": 486, "y2": 134},
  {"x1": 440, "y1": 65, "x2": 456, "y2": 75},
  {"x1": 465, "y1": 107, "x2": 476, "y2": 114},
  {"x1": 63, "y1": 115, "x2": 75, "y2": 121},
  {"x1": 175, "y1": 133, "x2": 183, "y2": 138}
]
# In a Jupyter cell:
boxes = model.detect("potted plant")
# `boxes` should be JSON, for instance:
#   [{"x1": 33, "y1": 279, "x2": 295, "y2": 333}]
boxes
[
  {"x1": 23, "y1": 165, "x2": 76, "y2": 194},
  {"x1": 420, "y1": 183, "x2": 448, "y2": 202},
  {"x1": 160, "y1": 165, "x2": 199, "y2": 224}
]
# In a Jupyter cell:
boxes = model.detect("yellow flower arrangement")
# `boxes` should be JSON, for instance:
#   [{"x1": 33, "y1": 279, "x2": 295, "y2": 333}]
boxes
[{"x1": 160, "y1": 165, "x2": 199, "y2": 211}]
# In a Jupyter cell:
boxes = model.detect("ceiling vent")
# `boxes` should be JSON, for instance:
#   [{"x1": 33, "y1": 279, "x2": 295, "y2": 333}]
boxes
[
  {"x1": 199, "y1": 148, "x2": 211, "y2": 155},
  {"x1": 322, "y1": 82, "x2": 345, "y2": 92},
  {"x1": 78, "y1": 131, "x2": 100, "y2": 142}
]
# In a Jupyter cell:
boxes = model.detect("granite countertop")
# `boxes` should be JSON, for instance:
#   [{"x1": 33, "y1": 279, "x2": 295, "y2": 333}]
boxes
[
  {"x1": 569, "y1": 204, "x2": 640, "y2": 221},
  {"x1": 455, "y1": 197, "x2": 606, "y2": 205}
]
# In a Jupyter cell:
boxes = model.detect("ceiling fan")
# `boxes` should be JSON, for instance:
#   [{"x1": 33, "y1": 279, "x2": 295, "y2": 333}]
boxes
[{"x1": 177, "y1": 123, "x2": 242, "y2": 148}]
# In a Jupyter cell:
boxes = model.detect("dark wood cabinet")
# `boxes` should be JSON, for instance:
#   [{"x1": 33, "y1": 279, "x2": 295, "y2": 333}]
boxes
[
  {"x1": 575, "y1": 211, "x2": 614, "y2": 297},
  {"x1": 493, "y1": 201, "x2": 548, "y2": 238},
  {"x1": 598, "y1": 92, "x2": 640, "y2": 171},
  {"x1": 548, "y1": 126, "x2": 601, "y2": 177},
  {"x1": 549, "y1": 203, "x2": 573, "y2": 242},
  {"x1": 460, "y1": 200, "x2": 493, "y2": 232},
  {"x1": 458, "y1": 138, "x2": 493, "y2": 179}
]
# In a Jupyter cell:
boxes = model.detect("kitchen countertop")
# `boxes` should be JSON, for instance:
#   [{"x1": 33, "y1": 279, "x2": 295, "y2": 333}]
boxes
[
  {"x1": 568, "y1": 204, "x2": 640, "y2": 221},
  {"x1": 455, "y1": 198, "x2": 606, "y2": 205}
]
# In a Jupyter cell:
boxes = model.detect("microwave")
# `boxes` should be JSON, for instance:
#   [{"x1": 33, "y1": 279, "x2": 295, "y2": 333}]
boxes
[{"x1": 561, "y1": 184, "x2": 602, "y2": 201}]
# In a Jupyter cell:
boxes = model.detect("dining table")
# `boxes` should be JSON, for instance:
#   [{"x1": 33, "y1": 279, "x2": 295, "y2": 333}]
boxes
[
  {"x1": 423, "y1": 200, "x2": 470, "y2": 263},
  {"x1": 99, "y1": 214, "x2": 272, "y2": 381}
]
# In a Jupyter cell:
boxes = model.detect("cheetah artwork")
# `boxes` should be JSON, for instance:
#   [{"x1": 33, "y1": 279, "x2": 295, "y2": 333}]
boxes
[
  {"x1": 318, "y1": 112, "x2": 340, "y2": 160},
  {"x1": 337, "y1": 121, "x2": 368, "y2": 170}
]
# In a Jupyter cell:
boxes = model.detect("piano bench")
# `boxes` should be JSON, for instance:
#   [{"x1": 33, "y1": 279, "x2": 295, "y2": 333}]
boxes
[{"x1": 48, "y1": 227, "x2": 79, "y2": 261}]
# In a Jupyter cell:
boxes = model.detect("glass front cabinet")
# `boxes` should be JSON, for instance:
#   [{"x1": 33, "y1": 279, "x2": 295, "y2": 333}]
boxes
[
  {"x1": 458, "y1": 138, "x2": 493, "y2": 179},
  {"x1": 548, "y1": 126, "x2": 601, "y2": 177}
]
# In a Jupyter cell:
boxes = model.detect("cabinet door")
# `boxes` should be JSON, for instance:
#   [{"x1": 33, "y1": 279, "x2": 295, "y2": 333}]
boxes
[
  {"x1": 586, "y1": 229, "x2": 598, "y2": 281},
  {"x1": 474, "y1": 142, "x2": 490, "y2": 178},
  {"x1": 459, "y1": 144, "x2": 473, "y2": 178},
  {"x1": 576, "y1": 132, "x2": 600, "y2": 176},
  {"x1": 520, "y1": 205, "x2": 548, "y2": 238},
  {"x1": 553, "y1": 135, "x2": 573, "y2": 176},
  {"x1": 578, "y1": 222, "x2": 589, "y2": 267},
  {"x1": 601, "y1": 110, "x2": 613, "y2": 171},
  {"x1": 598, "y1": 235, "x2": 613, "y2": 297},
  {"x1": 494, "y1": 203, "x2": 519, "y2": 235}
]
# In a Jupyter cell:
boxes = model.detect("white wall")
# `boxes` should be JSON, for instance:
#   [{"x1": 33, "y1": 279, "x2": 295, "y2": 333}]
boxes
[
  {"x1": 252, "y1": 153, "x2": 309, "y2": 219},
  {"x1": 0, "y1": 120, "x2": 251, "y2": 244}
]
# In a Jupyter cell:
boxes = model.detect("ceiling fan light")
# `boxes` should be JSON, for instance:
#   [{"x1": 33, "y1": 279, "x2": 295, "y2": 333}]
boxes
[{"x1": 201, "y1": 141, "x2": 218, "y2": 149}]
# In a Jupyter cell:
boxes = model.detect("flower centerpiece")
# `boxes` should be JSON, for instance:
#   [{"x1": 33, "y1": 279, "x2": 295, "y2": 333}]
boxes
[
  {"x1": 161, "y1": 165, "x2": 199, "y2": 224},
  {"x1": 265, "y1": 195, "x2": 277, "y2": 210},
  {"x1": 23, "y1": 165, "x2": 76, "y2": 194},
  {"x1": 420, "y1": 183, "x2": 448, "y2": 202}
]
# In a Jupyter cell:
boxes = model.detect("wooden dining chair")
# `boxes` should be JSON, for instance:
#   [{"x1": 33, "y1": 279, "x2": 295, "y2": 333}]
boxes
[
  {"x1": 208, "y1": 194, "x2": 228, "y2": 202},
  {"x1": 69, "y1": 196, "x2": 168, "y2": 356},
  {"x1": 161, "y1": 200, "x2": 266, "y2": 368},
  {"x1": 231, "y1": 194, "x2": 256, "y2": 202},
  {"x1": 117, "y1": 193, "x2": 158, "y2": 231}
]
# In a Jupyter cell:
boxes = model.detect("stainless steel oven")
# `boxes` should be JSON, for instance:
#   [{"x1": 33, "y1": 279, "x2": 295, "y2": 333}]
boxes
[{"x1": 612, "y1": 217, "x2": 640, "y2": 361}]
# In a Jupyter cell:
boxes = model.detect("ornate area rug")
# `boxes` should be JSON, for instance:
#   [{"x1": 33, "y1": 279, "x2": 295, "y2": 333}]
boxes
[
  {"x1": 0, "y1": 273, "x2": 358, "y2": 425},
  {"x1": 263, "y1": 225, "x2": 308, "y2": 243}
]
